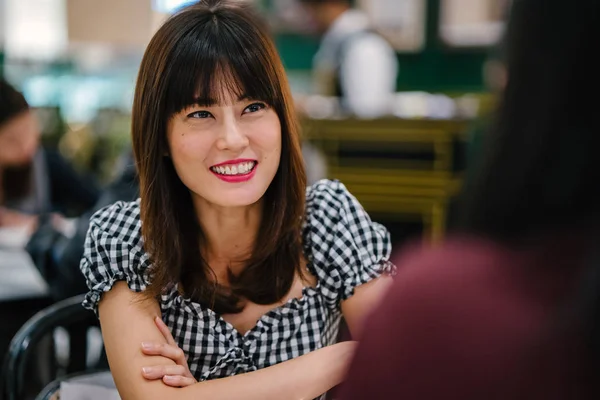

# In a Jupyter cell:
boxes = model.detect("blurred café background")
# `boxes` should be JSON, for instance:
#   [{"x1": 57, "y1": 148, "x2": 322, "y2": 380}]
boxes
[
  {"x1": 0, "y1": 0, "x2": 510, "y2": 397},
  {"x1": 0, "y1": 0, "x2": 510, "y2": 245}
]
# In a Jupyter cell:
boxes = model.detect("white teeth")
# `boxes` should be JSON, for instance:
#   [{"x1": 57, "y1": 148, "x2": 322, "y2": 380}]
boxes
[{"x1": 212, "y1": 162, "x2": 255, "y2": 176}]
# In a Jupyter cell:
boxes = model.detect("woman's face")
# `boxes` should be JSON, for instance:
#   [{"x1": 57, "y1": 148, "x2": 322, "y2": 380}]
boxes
[
  {"x1": 0, "y1": 111, "x2": 40, "y2": 167},
  {"x1": 167, "y1": 90, "x2": 282, "y2": 209}
]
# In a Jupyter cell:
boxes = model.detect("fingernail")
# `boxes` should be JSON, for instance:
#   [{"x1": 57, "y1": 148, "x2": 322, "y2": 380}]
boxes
[
  {"x1": 142, "y1": 367, "x2": 154, "y2": 374},
  {"x1": 141, "y1": 342, "x2": 153, "y2": 350},
  {"x1": 163, "y1": 375, "x2": 174, "y2": 380}
]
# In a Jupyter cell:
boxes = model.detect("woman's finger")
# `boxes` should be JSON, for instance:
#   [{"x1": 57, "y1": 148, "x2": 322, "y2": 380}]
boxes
[
  {"x1": 163, "y1": 375, "x2": 197, "y2": 388},
  {"x1": 141, "y1": 342, "x2": 187, "y2": 366},
  {"x1": 141, "y1": 364, "x2": 189, "y2": 380},
  {"x1": 154, "y1": 316, "x2": 177, "y2": 346}
]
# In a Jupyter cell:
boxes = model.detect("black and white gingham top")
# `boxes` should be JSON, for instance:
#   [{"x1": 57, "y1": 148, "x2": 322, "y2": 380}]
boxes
[{"x1": 81, "y1": 179, "x2": 394, "y2": 388}]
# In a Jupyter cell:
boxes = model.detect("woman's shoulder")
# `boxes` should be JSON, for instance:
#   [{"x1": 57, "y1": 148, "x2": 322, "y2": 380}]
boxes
[
  {"x1": 304, "y1": 178, "x2": 388, "y2": 239},
  {"x1": 305, "y1": 178, "x2": 347, "y2": 202},
  {"x1": 88, "y1": 199, "x2": 143, "y2": 246},
  {"x1": 304, "y1": 178, "x2": 359, "y2": 220},
  {"x1": 386, "y1": 236, "x2": 540, "y2": 314},
  {"x1": 393, "y1": 233, "x2": 585, "y2": 298},
  {"x1": 397, "y1": 235, "x2": 512, "y2": 263},
  {"x1": 374, "y1": 236, "x2": 545, "y2": 348},
  {"x1": 392, "y1": 236, "x2": 519, "y2": 283},
  {"x1": 81, "y1": 199, "x2": 149, "y2": 314},
  {"x1": 303, "y1": 179, "x2": 394, "y2": 305}
]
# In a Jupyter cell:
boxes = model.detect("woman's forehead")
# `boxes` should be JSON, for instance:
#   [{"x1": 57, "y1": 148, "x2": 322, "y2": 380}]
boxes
[{"x1": 189, "y1": 67, "x2": 249, "y2": 105}]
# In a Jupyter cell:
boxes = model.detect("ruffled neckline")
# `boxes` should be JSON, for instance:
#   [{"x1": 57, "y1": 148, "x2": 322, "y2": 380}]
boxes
[{"x1": 160, "y1": 278, "x2": 322, "y2": 343}]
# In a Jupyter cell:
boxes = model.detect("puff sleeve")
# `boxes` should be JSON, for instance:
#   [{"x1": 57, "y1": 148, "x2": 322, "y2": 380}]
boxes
[
  {"x1": 303, "y1": 180, "x2": 395, "y2": 308},
  {"x1": 79, "y1": 200, "x2": 151, "y2": 315}
]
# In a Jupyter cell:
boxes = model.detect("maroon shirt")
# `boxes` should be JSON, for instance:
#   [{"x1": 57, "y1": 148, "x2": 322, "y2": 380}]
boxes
[{"x1": 339, "y1": 235, "x2": 593, "y2": 399}]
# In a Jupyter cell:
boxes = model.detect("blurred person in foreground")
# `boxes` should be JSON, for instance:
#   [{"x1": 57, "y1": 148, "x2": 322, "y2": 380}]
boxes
[
  {"x1": 0, "y1": 79, "x2": 99, "y2": 232},
  {"x1": 340, "y1": 0, "x2": 600, "y2": 398},
  {"x1": 299, "y1": 0, "x2": 398, "y2": 118}
]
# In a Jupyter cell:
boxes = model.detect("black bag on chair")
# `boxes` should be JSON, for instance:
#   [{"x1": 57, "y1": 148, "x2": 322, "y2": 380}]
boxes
[{"x1": 25, "y1": 215, "x2": 75, "y2": 302}]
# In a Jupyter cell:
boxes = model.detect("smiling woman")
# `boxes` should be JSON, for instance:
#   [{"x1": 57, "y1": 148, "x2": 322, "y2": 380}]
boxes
[
  {"x1": 167, "y1": 94, "x2": 282, "y2": 209},
  {"x1": 79, "y1": 1, "x2": 395, "y2": 400}
]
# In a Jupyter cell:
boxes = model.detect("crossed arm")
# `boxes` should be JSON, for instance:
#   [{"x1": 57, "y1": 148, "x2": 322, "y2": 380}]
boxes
[{"x1": 99, "y1": 276, "x2": 393, "y2": 400}]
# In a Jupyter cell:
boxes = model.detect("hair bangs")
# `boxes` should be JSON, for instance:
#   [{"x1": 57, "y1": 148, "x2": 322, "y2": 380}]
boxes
[{"x1": 163, "y1": 12, "x2": 280, "y2": 117}]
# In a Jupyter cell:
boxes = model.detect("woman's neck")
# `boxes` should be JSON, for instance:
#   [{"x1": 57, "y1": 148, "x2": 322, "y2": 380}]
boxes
[{"x1": 193, "y1": 196, "x2": 263, "y2": 276}]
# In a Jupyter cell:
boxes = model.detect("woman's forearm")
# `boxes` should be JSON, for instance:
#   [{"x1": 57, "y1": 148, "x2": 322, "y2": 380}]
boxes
[
  {"x1": 132, "y1": 341, "x2": 356, "y2": 400},
  {"x1": 182, "y1": 341, "x2": 355, "y2": 400}
]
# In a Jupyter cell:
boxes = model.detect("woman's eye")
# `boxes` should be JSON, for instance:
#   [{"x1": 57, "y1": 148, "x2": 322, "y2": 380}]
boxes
[
  {"x1": 243, "y1": 102, "x2": 267, "y2": 114},
  {"x1": 188, "y1": 111, "x2": 212, "y2": 119}
]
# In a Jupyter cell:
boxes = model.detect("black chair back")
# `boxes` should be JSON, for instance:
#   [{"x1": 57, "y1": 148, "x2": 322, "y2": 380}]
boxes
[{"x1": 1, "y1": 295, "x2": 103, "y2": 400}]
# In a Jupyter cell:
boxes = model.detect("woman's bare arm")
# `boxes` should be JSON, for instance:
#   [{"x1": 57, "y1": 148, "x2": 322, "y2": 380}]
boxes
[
  {"x1": 100, "y1": 282, "x2": 355, "y2": 400},
  {"x1": 341, "y1": 276, "x2": 395, "y2": 339}
]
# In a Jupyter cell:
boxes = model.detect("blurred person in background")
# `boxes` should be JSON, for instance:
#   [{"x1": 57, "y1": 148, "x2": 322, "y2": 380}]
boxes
[
  {"x1": 299, "y1": 0, "x2": 398, "y2": 118},
  {"x1": 40, "y1": 149, "x2": 138, "y2": 301},
  {"x1": 0, "y1": 78, "x2": 99, "y2": 232},
  {"x1": 340, "y1": 0, "x2": 600, "y2": 398},
  {"x1": 0, "y1": 78, "x2": 101, "y2": 398}
]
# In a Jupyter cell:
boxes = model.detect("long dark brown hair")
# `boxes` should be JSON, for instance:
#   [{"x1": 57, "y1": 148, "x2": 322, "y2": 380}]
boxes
[
  {"x1": 132, "y1": 0, "x2": 307, "y2": 314},
  {"x1": 456, "y1": 0, "x2": 600, "y2": 384}
]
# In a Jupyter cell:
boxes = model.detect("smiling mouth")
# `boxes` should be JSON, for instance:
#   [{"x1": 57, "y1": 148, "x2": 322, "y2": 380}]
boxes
[{"x1": 210, "y1": 161, "x2": 257, "y2": 176}]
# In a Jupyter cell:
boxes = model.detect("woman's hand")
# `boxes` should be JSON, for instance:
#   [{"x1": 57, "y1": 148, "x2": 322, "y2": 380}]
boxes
[{"x1": 141, "y1": 316, "x2": 197, "y2": 387}]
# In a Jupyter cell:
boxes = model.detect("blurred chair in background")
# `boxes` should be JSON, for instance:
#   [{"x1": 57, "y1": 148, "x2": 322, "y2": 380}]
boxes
[{"x1": 0, "y1": 295, "x2": 106, "y2": 400}]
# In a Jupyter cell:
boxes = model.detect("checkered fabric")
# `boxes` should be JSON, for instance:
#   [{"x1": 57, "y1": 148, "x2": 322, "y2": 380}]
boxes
[{"x1": 81, "y1": 179, "x2": 394, "y2": 396}]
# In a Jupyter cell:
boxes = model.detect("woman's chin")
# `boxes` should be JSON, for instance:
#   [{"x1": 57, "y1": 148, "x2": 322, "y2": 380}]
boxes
[{"x1": 195, "y1": 188, "x2": 265, "y2": 209}]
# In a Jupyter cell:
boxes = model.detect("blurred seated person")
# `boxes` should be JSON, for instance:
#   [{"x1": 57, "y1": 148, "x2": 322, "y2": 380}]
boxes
[
  {"x1": 48, "y1": 149, "x2": 138, "y2": 300},
  {"x1": 0, "y1": 79, "x2": 99, "y2": 233},
  {"x1": 340, "y1": 0, "x2": 600, "y2": 398},
  {"x1": 299, "y1": 0, "x2": 398, "y2": 118}
]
